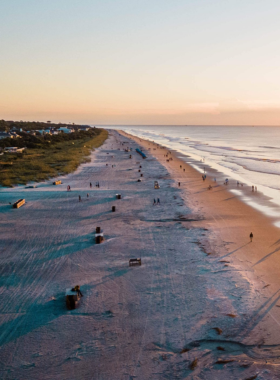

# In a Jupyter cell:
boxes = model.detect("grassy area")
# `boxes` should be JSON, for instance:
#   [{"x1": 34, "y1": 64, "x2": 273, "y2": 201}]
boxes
[{"x1": 0, "y1": 129, "x2": 108, "y2": 187}]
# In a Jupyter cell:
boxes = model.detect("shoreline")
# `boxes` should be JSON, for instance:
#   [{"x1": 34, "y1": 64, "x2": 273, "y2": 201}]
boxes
[
  {"x1": 120, "y1": 130, "x2": 280, "y2": 344},
  {"x1": 1, "y1": 130, "x2": 280, "y2": 378}
]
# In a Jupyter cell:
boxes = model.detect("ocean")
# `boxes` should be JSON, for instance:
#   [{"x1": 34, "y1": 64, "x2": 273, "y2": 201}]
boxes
[{"x1": 102, "y1": 125, "x2": 280, "y2": 225}]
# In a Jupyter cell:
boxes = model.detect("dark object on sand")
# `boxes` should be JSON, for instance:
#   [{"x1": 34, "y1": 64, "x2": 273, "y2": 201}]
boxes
[
  {"x1": 180, "y1": 347, "x2": 190, "y2": 354},
  {"x1": 116, "y1": 194, "x2": 122, "y2": 199},
  {"x1": 213, "y1": 327, "x2": 223, "y2": 335},
  {"x1": 215, "y1": 359, "x2": 235, "y2": 365},
  {"x1": 129, "y1": 258, "x2": 141, "y2": 266},
  {"x1": 250, "y1": 232, "x2": 253, "y2": 242},
  {"x1": 129, "y1": 154, "x2": 132, "y2": 158},
  {"x1": 96, "y1": 227, "x2": 101, "y2": 233},
  {"x1": 154, "y1": 181, "x2": 160, "y2": 189},
  {"x1": 65, "y1": 286, "x2": 82, "y2": 310},
  {"x1": 53, "y1": 180, "x2": 61, "y2": 185},
  {"x1": 139, "y1": 165, "x2": 142, "y2": 168},
  {"x1": 135, "y1": 148, "x2": 146, "y2": 159},
  {"x1": 13, "y1": 199, "x2": 25, "y2": 208},
  {"x1": 137, "y1": 179, "x2": 141, "y2": 182},
  {"x1": 141, "y1": 173, "x2": 143, "y2": 177},
  {"x1": 190, "y1": 358, "x2": 198, "y2": 370},
  {"x1": 95, "y1": 234, "x2": 104, "y2": 244},
  {"x1": 112, "y1": 206, "x2": 116, "y2": 212},
  {"x1": 138, "y1": 169, "x2": 141, "y2": 172}
]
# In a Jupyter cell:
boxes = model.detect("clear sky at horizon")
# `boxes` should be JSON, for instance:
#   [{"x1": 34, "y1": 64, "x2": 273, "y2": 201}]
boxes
[{"x1": 1, "y1": 0, "x2": 280, "y2": 125}]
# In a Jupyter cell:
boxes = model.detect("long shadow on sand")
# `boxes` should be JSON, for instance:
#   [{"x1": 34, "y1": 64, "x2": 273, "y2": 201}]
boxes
[
  {"x1": 236, "y1": 288, "x2": 280, "y2": 340},
  {"x1": 252, "y1": 246, "x2": 280, "y2": 267},
  {"x1": 219, "y1": 242, "x2": 250, "y2": 259},
  {"x1": 0, "y1": 267, "x2": 129, "y2": 347}
]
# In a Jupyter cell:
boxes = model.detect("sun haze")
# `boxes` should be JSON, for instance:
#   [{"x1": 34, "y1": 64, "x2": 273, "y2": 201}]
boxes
[{"x1": 1, "y1": 0, "x2": 280, "y2": 125}]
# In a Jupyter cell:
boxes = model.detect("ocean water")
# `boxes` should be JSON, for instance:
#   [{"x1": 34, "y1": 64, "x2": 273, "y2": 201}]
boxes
[{"x1": 102, "y1": 125, "x2": 280, "y2": 224}]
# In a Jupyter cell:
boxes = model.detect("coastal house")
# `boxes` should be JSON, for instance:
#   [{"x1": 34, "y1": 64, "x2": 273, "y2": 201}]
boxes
[
  {"x1": 10, "y1": 131, "x2": 21, "y2": 138},
  {"x1": 4, "y1": 147, "x2": 25, "y2": 153},
  {"x1": 79, "y1": 126, "x2": 90, "y2": 131},
  {"x1": 0, "y1": 132, "x2": 13, "y2": 139},
  {"x1": 58, "y1": 127, "x2": 74, "y2": 134}
]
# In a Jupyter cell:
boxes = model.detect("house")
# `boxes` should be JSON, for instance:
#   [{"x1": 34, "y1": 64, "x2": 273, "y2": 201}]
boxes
[
  {"x1": 4, "y1": 147, "x2": 25, "y2": 153},
  {"x1": 58, "y1": 127, "x2": 74, "y2": 134},
  {"x1": 0, "y1": 132, "x2": 13, "y2": 139},
  {"x1": 10, "y1": 131, "x2": 21, "y2": 138},
  {"x1": 79, "y1": 125, "x2": 90, "y2": 131}
]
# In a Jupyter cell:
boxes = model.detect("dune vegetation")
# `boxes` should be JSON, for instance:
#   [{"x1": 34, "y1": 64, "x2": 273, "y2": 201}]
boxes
[{"x1": 0, "y1": 128, "x2": 108, "y2": 187}]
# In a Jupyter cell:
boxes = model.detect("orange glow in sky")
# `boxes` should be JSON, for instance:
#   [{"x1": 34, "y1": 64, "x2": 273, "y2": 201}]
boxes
[{"x1": 1, "y1": 1, "x2": 280, "y2": 125}]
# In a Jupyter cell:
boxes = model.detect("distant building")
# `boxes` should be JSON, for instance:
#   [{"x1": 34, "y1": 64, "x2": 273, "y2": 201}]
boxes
[
  {"x1": 10, "y1": 131, "x2": 21, "y2": 138},
  {"x1": 0, "y1": 132, "x2": 13, "y2": 139},
  {"x1": 57, "y1": 127, "x2": 74, "y2": 134},
  {"x1": 4, "y1": 147, "x2": 25, "y2": 153}
]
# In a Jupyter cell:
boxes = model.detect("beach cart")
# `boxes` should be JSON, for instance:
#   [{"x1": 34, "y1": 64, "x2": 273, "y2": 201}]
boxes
[
  {"x1": 65, "y1": 288, "x2": 81, "y2": 309},
  {"x1": 154, "y1": 181, "x2": 160, "y2": 189}
]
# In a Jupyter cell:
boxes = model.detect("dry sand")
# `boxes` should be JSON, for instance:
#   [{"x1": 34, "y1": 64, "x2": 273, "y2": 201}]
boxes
[{"x1": 0, "y1": 130, "x2": 279, "y2": 379}]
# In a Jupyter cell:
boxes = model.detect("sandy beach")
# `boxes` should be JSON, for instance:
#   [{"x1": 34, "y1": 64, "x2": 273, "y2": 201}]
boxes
[{"x1": 1, "y1": 130, "x2": 280, "y2": 379}]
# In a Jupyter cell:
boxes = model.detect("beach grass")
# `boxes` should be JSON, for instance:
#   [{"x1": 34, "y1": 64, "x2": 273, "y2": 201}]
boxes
[{"x1": 0, "y1": 129, "x2": 108, "y2": 187}]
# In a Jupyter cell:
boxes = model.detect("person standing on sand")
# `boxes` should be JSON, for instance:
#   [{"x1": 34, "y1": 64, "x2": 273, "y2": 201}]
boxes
[
  {"x1": 153, "y1": 199, "x2": 156, "y2": 205},
  {"x1": 157, "y1": 198, "x2": 160, "y2": 204},
  {"x1": 178, "y1": 182, "x2": 180, "y2": 187},
  {"x1": 90, "y1": 182, "x2": 92, "y2": 188},
  {"x1": 250, "y1": 232, "x2": 253, "y2": 242},
  {"x1": 79, "y1": 195, "x2": 81, "y2": 202}
]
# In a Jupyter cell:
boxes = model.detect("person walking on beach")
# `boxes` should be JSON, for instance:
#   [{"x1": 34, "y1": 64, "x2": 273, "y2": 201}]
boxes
[
  {"x1": 178, "y1": 182, "x2": 180, "y2": 187},
  {"x1": 157, "y1": 198, "x2": 160, "y2": 204},
  {"x1": 79, "y1": 195, "x2": 81, "y2": 202},
  {"x1": 87, "y1": 193, "x2": 89, "y2": 198},
  {"x1": 72, "y1": 285, "x2": 83, "y2": 297},
  {"x1": 153, "y1": 198, "x2": 156, "y2": 205},
  {"x1": 90, "y1": 182, "x2": 92, "y2": 188},
  {"x1": 250, "y1": 232, "x2": 253, "y2": 242}
]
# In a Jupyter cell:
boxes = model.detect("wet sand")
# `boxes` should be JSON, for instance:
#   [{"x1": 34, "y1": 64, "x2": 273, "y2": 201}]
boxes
[{"x1": 0, "y1": 130, "x2": 279, "y2": 379}]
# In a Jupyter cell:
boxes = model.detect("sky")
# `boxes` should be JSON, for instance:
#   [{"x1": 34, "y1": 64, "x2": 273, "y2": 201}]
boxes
[{"x1": 1, "y1": 0, "x2": 280, "y2": 125}]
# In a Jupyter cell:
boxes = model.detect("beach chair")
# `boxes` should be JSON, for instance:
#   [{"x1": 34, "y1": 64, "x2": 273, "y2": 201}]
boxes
[
  {"x1": 129, "y1": 258, "x2": 141, "y2": 266},
  {"x1": 13, "y1": 199, "x2": 25, "y2": 208}
]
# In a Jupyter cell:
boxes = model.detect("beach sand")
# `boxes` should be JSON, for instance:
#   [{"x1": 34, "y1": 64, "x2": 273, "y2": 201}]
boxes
[{"x1": 0, "y1": 130, "x2": 279, "y2": 379}]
